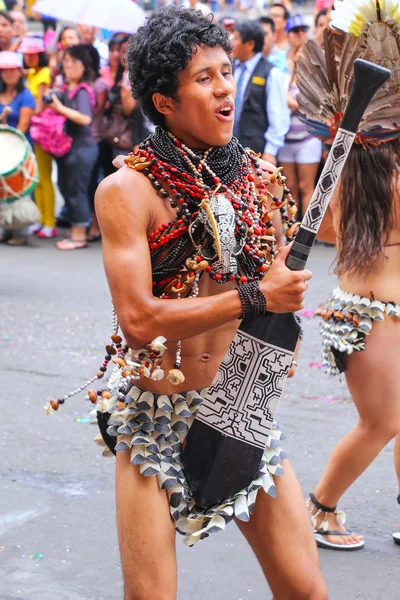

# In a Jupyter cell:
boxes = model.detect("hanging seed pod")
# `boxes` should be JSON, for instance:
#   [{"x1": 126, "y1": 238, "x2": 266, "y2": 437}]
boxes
[
  {"x1": 112, "y1": 357, "x2": 126, "y2": 367},
  {"x1": 88, "y1": 390, "x2": 97, "y2": 403}
]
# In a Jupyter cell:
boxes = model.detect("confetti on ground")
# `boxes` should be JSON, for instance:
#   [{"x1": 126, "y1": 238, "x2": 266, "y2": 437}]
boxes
[
  {"x1": 1, "y1": 334, "x2": 16, "y2": 346},
  {"x1": 75, "y1": 417, "x2": 91, "y2": 424},
  {"x1": 301, "y1": 395, "x2": 345, "y2": 403},
  {"x1": 0, "y1": 545, "x2": 4, "y2": 552},
  {"x1": 309, "y1": 362, "x2": 324, "y2": 369},
  {"x1": 30, "y1": 552, "x2": 43, "y2": 560},
  {"x1": 299, "y1": 308, "x2": 317, "y2": 319}
]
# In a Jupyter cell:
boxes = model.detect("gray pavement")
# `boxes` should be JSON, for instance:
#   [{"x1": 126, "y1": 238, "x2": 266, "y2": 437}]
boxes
[{"x1": 1, "y1": 239, "x2": 399, "y2": 600}]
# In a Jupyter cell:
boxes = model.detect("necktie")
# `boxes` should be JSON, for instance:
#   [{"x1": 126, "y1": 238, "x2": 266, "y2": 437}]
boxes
[{"x1": 234, "y1": 62, "x2": 246, "y2": 135}]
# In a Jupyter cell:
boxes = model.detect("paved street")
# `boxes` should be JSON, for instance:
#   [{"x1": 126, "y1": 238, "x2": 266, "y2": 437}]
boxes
[{"x1": 1, "y1": 239, "x2": 399, "y2": 600}]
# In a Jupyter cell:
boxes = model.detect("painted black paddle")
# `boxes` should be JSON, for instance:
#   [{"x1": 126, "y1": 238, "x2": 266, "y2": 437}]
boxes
[{"x1": 181, "y1": 59, "x2": 391, "y2": 508}]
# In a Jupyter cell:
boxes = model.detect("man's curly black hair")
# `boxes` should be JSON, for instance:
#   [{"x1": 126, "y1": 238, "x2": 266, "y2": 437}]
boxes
[{"x1": 127, "y1": 6, "x2": 232, "y2": 127}]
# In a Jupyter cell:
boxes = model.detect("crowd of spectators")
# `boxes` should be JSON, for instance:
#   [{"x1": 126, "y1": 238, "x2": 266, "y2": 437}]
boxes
[{"x1": 0, "y1": 0, "x2": 333, "y2": 247}]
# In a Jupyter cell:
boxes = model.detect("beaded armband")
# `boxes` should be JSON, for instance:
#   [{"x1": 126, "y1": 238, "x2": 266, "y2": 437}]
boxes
[{"x1": 237, "y1": 281, "x2": 267, "y2": 319}]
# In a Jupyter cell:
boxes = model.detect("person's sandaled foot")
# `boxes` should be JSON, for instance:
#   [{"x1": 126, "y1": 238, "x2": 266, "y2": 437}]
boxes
[
  {"x1": 56, "y1": 238, "x2": 88, "y2": 251},
  {"x1": 86, "y1": 232, "x2": 102, "y2": 242},
  {"x1": 307, "y1": 493, "x2": 365, "y2": 551},
  {"x1": 7, "y1": 235, "x2": 28, "y2": 246},
  {"x1": 393, "y1": 494, "x2": 400, "y2": 545}
]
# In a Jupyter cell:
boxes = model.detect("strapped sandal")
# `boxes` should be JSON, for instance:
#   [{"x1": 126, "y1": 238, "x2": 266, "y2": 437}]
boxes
[
  {"x1": 307, "y1": 493, "x2": 365, "y2": 551},
  {"x1": 392, "y1": 494, "x2": 400, "y2": 545}
]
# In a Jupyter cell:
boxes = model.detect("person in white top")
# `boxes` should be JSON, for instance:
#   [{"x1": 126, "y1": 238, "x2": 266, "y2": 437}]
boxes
[
  {"x1": 182, "y1": 0, "x2": 212, "y2": 16},
  {"x1": 9, "y1": 9, "x2": 26, "y2": 40},
  {"x1": 77, "y1": 24, "x2": 109, "y2": 68}
]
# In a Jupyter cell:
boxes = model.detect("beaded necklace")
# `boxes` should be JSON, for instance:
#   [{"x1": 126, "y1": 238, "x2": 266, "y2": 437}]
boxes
[
  {"x1": 45, "y1": 129, "x2": 298, "y2": 412},
  {"x1": 126, "y1": 128, "x2": 298, "y2": 298}
]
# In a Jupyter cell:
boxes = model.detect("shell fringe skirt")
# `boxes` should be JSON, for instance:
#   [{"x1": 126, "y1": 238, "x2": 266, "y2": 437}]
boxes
[
  {"x1": 319, "y1": 286, "x2": 400, "y2": 376},
  {"x1": 95, "y1": 371, "x2": 286, "y2": 547}
]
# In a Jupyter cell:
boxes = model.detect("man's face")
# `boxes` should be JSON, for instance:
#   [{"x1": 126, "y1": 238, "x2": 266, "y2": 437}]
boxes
[
  {"x1": 288, "y1": 27, "x2": 308, "y2": 51},
  {"x1": 261, "y1": 23, "x2": 276, "y2": 57},
  {"x1": 158, "y1": 45, "x2": 236, "y2": 149},
  {"x1": 268, "y1": 6, "x2": 286, "y2": 34},
  {"x1": 0, "y1": 16, "x2": 13, "y2": 49},
  {"x1": 61, "y1": 28, "x2": 80, "y2": 49},
  {"x1": 231, "y1": 30, "x2": 254, "y2": 62},
  {"x1": 10, "y1": 11, "x2": 26, "y2": 38},
  {"x1": 77, "y1": 25, "x2": 96, "y2": 44},
  {"x1": 314, "y1": 14, "x2": 329, "y2": 47}
]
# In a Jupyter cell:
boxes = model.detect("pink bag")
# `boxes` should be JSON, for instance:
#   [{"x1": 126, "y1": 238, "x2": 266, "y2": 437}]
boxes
[{"x1": 31, "y1": 83, "x2": 96, "y2": 157}]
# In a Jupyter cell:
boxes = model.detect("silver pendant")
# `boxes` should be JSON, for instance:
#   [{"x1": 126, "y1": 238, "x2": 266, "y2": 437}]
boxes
[{"x1": 198, "y1": 194, "x2": 238, "y2": 274}]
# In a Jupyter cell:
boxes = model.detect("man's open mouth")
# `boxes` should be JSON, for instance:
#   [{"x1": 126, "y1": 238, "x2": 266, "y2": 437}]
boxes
[{"x1": 216, "y1": 103, "x2": 234, "y2": 120}]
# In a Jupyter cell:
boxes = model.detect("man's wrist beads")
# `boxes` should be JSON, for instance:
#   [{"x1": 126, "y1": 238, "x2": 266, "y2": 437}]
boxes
[{"x1": 237, "y1": 281, "x2": 267, "y2": 319}]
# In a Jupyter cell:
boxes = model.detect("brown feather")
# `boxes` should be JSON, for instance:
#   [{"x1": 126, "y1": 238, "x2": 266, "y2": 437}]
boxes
[
  {"x1": 296, "y1": 12, "x2": 400, "y2": 140},
  {"x1": 323, "y1": 28, "x2": 339, "y2": 93}
]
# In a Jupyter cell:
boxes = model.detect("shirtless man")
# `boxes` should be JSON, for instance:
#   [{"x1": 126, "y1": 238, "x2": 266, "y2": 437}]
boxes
[{"x1": 95, "y1": 7, "x2": 327, "y2": 600}]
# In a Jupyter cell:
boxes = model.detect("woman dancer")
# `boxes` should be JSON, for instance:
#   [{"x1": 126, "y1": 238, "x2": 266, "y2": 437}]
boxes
[{"x1": 296, "y1": 0, "x2": 400, "y2": 550}]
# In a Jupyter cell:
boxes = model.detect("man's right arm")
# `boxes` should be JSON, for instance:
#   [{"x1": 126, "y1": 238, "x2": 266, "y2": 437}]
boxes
[{"x1": 95, "y1": 168, "x2": 311, "y2": 349}]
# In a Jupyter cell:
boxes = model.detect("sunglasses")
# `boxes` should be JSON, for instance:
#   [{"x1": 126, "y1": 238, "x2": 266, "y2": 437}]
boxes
[{"x1": 290, "y1": 26, "x2": 308, "y2": 33}]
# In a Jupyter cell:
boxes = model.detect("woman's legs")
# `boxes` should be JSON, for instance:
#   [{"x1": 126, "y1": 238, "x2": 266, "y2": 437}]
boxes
[
  {"x1": 88, "y1": 142, "x2": 104, "y2": 238},
  {"x1": 297, "y1": 163, "x2": 320, "y2": 214},
  {"x1": 296, "y1": 138, "x2": 323, "y2": 214},
  {"x1": 35, "y1": 143, "x2": 56, "y2": 232},
  {"x1": 312, "y1": 318, "x2": 400, "y2": 545},
  {"x1": 280, "y1": 162, "x2": 299, "y2": 208},
  {"x1": 56, "y1": 145, "x2": 99, "y2": 248},
  {"x1": 394, "y1": 435, "x2": 400, "y2": 535}
]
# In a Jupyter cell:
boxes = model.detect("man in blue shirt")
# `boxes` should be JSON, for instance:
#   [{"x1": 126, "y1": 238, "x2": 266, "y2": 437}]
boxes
[
  {"x1": 267, "y1": 3, "x2": 291, "y2": 74},
  {"x1": 231, "y1": 20, "x2": 290, "y2": 166},
  {"x1": 259, "y1": 15, "x2": 289, "y2": 74}
]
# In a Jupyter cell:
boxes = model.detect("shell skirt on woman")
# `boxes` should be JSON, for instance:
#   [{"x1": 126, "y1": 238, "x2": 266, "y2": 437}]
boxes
[{"x1": 318, "y1": 286, "x2": 400, "y2": 376}]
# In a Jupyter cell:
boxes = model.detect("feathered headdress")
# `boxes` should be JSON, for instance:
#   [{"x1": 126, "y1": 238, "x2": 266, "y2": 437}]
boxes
[{"x1": 296, "y1": 0, "x2": 400, "y2": 146}]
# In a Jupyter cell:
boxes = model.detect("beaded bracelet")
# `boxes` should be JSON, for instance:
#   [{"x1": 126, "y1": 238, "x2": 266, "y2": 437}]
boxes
[{"x1": 237, "y1": 281, "x2": 267, "y2": 319}]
